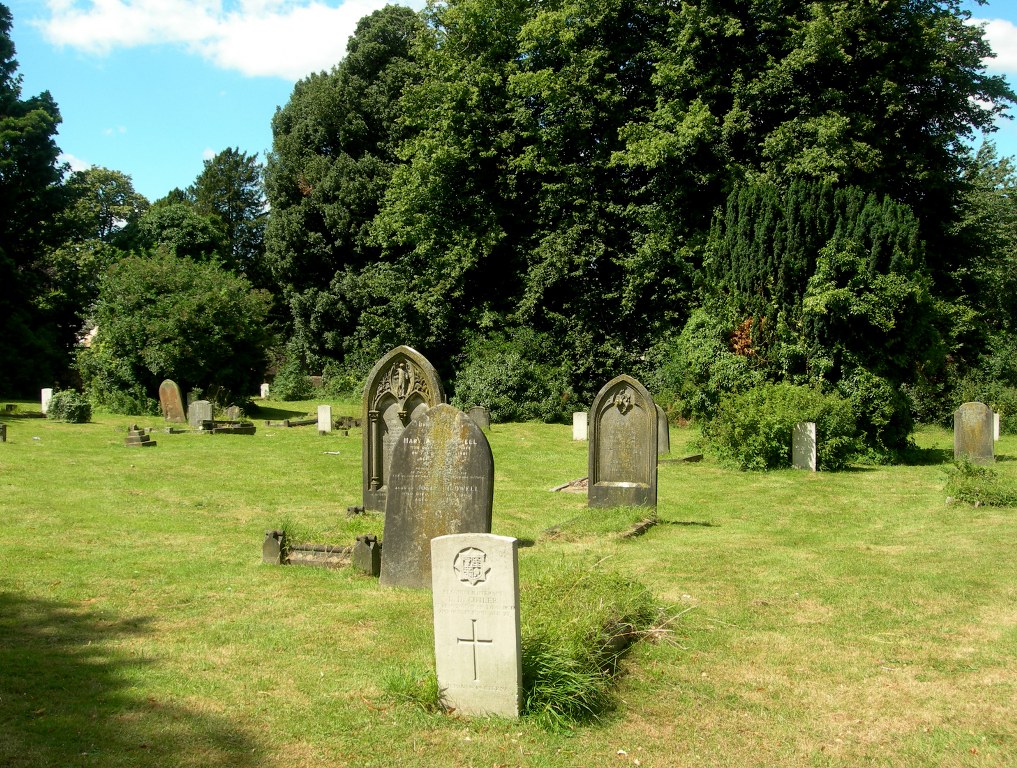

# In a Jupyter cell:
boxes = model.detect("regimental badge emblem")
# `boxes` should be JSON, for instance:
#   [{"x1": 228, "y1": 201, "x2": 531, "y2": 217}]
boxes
[{"x1": 453, "y1": 547, "x2": 490, "y2": 586}]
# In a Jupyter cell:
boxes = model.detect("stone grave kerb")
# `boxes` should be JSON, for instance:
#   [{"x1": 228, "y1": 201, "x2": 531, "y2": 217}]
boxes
[
  {"x1": 362, "y1": 346, "x2": 445, "y2": 512},
  {"x1": 588, "y1": 374, "x2": 658, "y2": 508}
]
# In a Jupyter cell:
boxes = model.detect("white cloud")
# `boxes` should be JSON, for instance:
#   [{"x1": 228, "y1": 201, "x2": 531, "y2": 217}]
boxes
[
  {"x1": 202, "y1": 147, "x2": 216, "y2": 160},
  {"x1": 102, "y1": 125, "x2": 128, "y2": 136},
  {"x1": 59, "y1": 151, "x2": 91, "y2": 172},
  {"x1": 37, "y1": 0, "x2": 409, "y2": 81},
  {"x1": 971, "y1": 17, "x2": 1017, "y2": 75}
]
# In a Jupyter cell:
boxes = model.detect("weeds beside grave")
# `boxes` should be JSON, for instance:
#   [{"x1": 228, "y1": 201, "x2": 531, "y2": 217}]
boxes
[{"x1": 944, "y1": 459, "x2": 1017, "y2": 506}]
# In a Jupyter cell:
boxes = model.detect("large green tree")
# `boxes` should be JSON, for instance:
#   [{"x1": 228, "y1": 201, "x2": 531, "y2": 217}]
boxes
[{"x1": 0, "y1": 3, "x2": 66, "y2": 394}]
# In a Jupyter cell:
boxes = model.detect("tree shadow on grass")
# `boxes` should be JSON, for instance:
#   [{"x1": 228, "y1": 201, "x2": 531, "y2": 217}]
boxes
[
  {"x1": 896, "y1": 446, "x2": 954, "y2": 466},
  {"x1": 0, "y1": 591, "x2": 267, "y2": 768},
  {"x1": 251, "y1": 404, "x2": 311, "y2": 421}
]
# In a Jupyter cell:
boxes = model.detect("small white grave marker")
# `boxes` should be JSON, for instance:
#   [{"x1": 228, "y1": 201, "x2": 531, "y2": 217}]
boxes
[
  {"x1": 572, "y1": 411, "x2": 588, "y2": 441},
  {"x1": 792, "y1": 421, "x2": 817, "y2": 471},
  {"x1": 40, "y1": 388, "x2": 53, "y2": 415},
  {"x1": 431, "y1": 533, "x2": 521, "y2": 718},
  {"x1": 317, "y1": 405, "x2": 332, "y2": 433},
  {"x1": 994, "y1": 412, "x2": 1000, "y2": 442},
  {"x1": 260, "y1": 382, "x2": 270, "y2": 399}
]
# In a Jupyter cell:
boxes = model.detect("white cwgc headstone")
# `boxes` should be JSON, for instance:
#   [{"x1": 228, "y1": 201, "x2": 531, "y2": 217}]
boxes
[
  {"x1": 318, "y1": 404, "x2": 332, "y2": 433},
  {"x1": 260, "y1": 382, "x2": 270, "y2": 399},
  {"x1": 572, "y1": 411, "x2": 588, "y2": 441},
  {"x1": 792, "y1": 421, "x2": 817, "y2": 471},
  {"x1": 40, "y1": 388, "x2": 53, "y2": 415},
  {"x1": 431, "y1": 533, "x2": 521, "y2": 719},
  {"x1": 994, "y1": 412, "x2": 1000, "y2": 442}
]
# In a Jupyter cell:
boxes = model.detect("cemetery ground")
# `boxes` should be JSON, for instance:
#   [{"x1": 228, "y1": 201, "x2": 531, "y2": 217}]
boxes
[{"x1": 1, "y1": 401, "x2": 1016, "y2": 768}]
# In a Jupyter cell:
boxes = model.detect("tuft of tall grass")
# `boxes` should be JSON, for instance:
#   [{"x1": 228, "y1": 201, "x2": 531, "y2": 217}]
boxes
[{"x1": 944, "y1": 459, "x2": 1017, "y2": 506}]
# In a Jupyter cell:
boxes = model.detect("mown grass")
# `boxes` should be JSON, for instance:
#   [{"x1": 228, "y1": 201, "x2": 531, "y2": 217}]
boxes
[{"x1": 2, "y1": 400, "x2": 1016, "y2": 767}]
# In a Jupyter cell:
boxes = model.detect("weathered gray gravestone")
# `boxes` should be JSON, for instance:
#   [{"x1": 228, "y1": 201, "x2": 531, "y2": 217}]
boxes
[
  {"x1": 792, "y1": 421, "x2": 817, "y2": 471},
  {"x1": 187, "y1": 400, "x2": 213, "y2": 429},
  {"x1": 656, "y1": 404, "x2": 670, "y2": 456},
  {"x1": 467, "y1": 405, "x2": 491, "y2": 432},
  {"x1": 588, "y1": 375, "x2": 658, "y2": 508},
  {"x1": 954, "y1": 401, "x2": 994, "y2": 464},
  {"x1": 362, "y1": 346, "x2": 445, "y2": 512},
  {"x1": 572, "y1": 411, "x2": 588, "y2": 441},
  {"x1": 431, "y1": 533, "x2": 521, "y2": 718},
  {"x1": 380, "y1": 403, "x2": 493, "y2": 589},
  {"x1": 159, "y1": 379, "x2": 186, "y2": 423}
]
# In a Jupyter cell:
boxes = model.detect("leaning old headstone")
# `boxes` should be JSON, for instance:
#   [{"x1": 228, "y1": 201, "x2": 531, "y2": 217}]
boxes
[
  {"x1": 431, "y1": 533, "x2": 521, "y2": 719},
  {"x1": 380, "y1": 403, "x2": 493, "y2": 589},
  {"x1": 40, "y1": 388, "x2": 53, "y2": 415},
  {"x1": 352, "y1": 534, "x2": 382, "y2": 577},
  {"x1": 187, "y1": 400, "x2": 213, "y2": 429},
  {"x1": 656, "y1": 404, "x2": 670, "y2": 456},
  {"x1": 954, "y1": 401, "x2": 994, "y2": 464},
  {"x1": 362, "y1": 346, "x2": 445, "y2": 512},
  {"x1": 159, "y1": 380, "x2": 186, "y2": 423},
  {"x1": 263, "y1": 530, "x2": 286, "y2": 564},
  {"x1": 467, "y1": 405, "x2": 491, "y2": 432},
  {"x1": 317, "y1": 404, "x2": 332, "y2": 434},
  {"x1": 572, "y1": 411, "x2": 588, "y2": 441},
  {"x1": 792, "y1": 421, "x2": 817, "y2": 471},
  {"x1": 588, "y1": 375, "x2": 657, "y2": 508}
]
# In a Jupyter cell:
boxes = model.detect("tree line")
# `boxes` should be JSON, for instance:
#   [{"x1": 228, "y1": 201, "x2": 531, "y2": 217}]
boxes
[{"x1": 3, "y1": 1, "x2": 1017, "y2": 456}]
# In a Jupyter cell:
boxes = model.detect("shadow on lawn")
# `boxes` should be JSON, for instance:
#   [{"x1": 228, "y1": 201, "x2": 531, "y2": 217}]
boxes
[
  {"x1": 0, "y1": 591, "x2": 267, "y2": 768},
  {"x1": 250, "y1": 404, "x2": 312, "y2": 420}
]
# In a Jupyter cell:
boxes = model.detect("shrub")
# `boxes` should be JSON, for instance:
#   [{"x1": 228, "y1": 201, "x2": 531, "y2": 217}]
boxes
[
  {"x1": 271, "y1": 353, "x2": 314, "y2": 401},
  {"x1": 945, "y1": 460, "x2": 1017, "y2": 507},
  {"x1": 951, "y1": 374, "x2": 1017, "y2": 436},
  {"x1": 705, "y1": 383, "x2": 858, "y2": 471},
  {"x1": 451, "y1": 330, "x2": 574, "y2": 423},
  {"x1": 837, "y1": 368, "x2": 914, "y2": 460},
  {"x1": 46, "y1": 389, "x2": 92, "y2": 423}
]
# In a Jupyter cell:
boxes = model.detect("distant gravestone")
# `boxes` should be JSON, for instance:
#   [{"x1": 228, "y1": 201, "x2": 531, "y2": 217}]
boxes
[
  {"x1": 954, "y1": 401, "x2": 994, "y2": 464},
  {"x1": 362, "y1": 346, "x2": 445, "y2": 512},
  {"x1": 573, "y1": 411, "x2": 588, "y2": 441},
  {"x1": 431, "y1": 533, "x2": 521, "y2": 719},
  {"x1": 224, "y1": 405, "x2": 241, "y2": 421},
  {"x1": 588, "y1": 375, "x2": 657, "y2": 508},
  {"x1": 318, "y1": 405, "x2": 332, "y2": 433},
  {"x1": 792, "y1": 421, "x2": 817, "y2": 471},
  {"x1": 187, "y1": 400, "x2": 213, "y2": 429},
  {"x1": 380, "y1": 404, "x2": 493, "y2": 589},
  {"x1": 352, "y1": 534, "x2": 382, "y2": 577},
  {"x1": 159, "y1": 380, "x2": 186, "y2": 423},
  {"x1": 467, "y1": 405, "x2": 491, "y2": 432},
  {"x1": 260, "y1": 382, "x2": 270, "y2": 399},
  {"x1": 40, "y1": 388, "x2": 53, "y2": 415},
  {"x1": 656, "y1": 404, "x2": 670, "y2": 456},
  {"x1": 994, "y1": 412, "x2": 1001, "y2": 442}
]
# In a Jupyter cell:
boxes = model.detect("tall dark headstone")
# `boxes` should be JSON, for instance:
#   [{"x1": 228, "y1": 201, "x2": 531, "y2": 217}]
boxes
[
  {"x1": 362, "y1": 346, "x2": 445, "y2": 512},
  {"x1": 588, "y1": 375, "x2": 657, "y2": 508},
  {"x1": 954, "y1": 401, "x2": 994, "y2": 465},
  {"x1": 380, "y1": 404, "x2": 493, "y2": 589},
  {"x1": 159, "y1": 379, "x2": 186, "y2": 423}
]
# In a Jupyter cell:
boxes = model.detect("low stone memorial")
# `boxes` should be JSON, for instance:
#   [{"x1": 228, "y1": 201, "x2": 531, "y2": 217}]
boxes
[
  {"x1": 1, "y1": 424, "x2": 7, "y2": 443},
  {"x1": 40, "y1": 388, "x2": 53, "y2": 415},
  {"x1": 352, "y1": 534, "x2": 382, "y2": 576},
  {"x1": 318, "y1": 405, "x2": 333, "y2": 434},
  {"x1": 572, "y1": 411, "x2": 588, "y2": 441},
  {"x1": 431, "y1": 533, "x2": 521, "y2": 719},
  {"x1": 792, "y1": 421, "x2": 817, "y2": 471},
  {"x1": 588, "y1": 375, "x2": 657, "y2": 508},
  {"x1": 188, "y1": 400, "x2": 213, "y2": 429},
  {"x1": 379, "y1": 403, "x2": 493, "y2": 589},
  {"x1": 125, "y1": 425, "x2": 157, "y2": 448},
  {"x1": 954, "y1": 401, "x2": 994, "y2": 464},
  {"x1": 467, "y1": 405, "x2": 491, "y2": 432},
  {"x1": 362, "y1": 346, "x2": 445, "y2": 512},
  {"x1": 656, "y1": 404, "x2": 670, "y2": 456},
  {"x1": 159, "y1": 379, "x2": 186, "y2": 423},
  {"x1": 263, "y1": 530, "x2": 285, "y2": 564}
]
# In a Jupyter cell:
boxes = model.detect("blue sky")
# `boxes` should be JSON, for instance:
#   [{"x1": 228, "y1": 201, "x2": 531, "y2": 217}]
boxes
[{"x1": 6, "y1": 0, "x2": 1017, "y2": 203}]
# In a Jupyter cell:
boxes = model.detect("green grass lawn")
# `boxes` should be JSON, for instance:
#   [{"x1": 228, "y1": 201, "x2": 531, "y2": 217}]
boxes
[{"x1": 2, "y1": 400, "x2": 1015, "y2": 767}]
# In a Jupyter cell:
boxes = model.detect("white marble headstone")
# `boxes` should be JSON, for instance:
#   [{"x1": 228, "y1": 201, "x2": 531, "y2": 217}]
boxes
[
  {"x1": 431, "y1": 533, "x2": 521, "y2": 719},
  {"x1": 40, "y1": 388, "x2": 53, "y2": 415},
  {"x1": 994, "y1": 412, "x2": 1000, "y2": 442},
  {"x1": 792, "y1": 421, "x2": 817, "y2": 471},
  {"x1": 317, "y1": 405, "x2": 332, "y2": 433},
  {"x1": 572, "y1": 411, "x2": 588, "y2": 441},
  {"x1": 260, "y1": 382, "x2": 270, "y2": 399}
]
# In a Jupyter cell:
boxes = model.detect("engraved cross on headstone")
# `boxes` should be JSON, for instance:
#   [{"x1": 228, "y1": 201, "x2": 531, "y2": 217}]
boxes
[{"x1": 457, "y1": 618, "x2": 493, "y2": 681}]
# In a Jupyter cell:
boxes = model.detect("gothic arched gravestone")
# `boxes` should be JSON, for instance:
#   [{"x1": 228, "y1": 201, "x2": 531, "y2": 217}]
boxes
[
  {"x1": 588, "y1": 374, "x2": 658, "y2": 508},
  {"x1": 362, "y1": 346, "x2": 445, "y2": 512}
]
